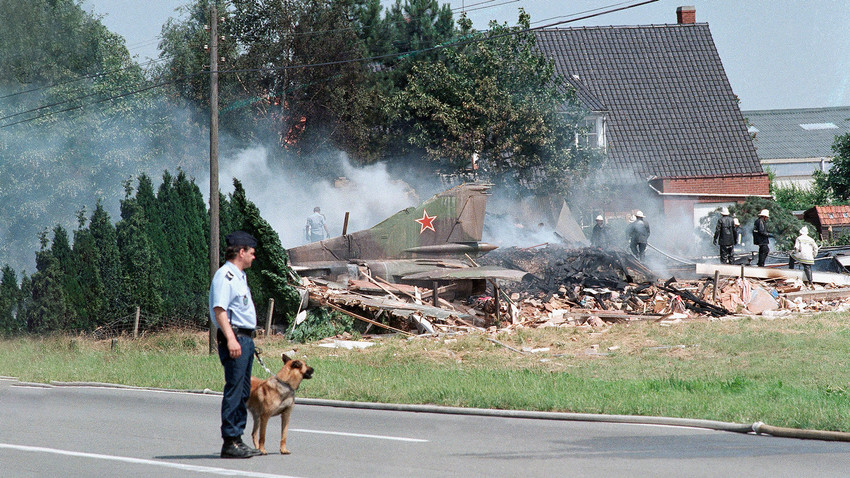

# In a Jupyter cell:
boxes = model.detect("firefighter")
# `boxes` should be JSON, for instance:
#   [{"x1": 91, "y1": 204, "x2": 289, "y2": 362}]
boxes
[
  {"x1": 590, "y1": 215, "x2": 610, "y2": 248},
  {"x1": 713, "y1": 207, "x2": 736, "y2": 264},
  {"x1": 753, "y1": 209, "x2": 771, "y2": 267},
  {"x1": 789, "y1": 226, "x2": 819, "y2": 285},
  {"x1": 627, "y1": 210, "x2": 650, "y2": 260}
]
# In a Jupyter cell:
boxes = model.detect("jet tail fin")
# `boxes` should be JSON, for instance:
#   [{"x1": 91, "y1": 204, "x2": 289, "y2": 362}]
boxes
[{"x1": 288, "y1": 183, "x2": 494, "y2": 264}]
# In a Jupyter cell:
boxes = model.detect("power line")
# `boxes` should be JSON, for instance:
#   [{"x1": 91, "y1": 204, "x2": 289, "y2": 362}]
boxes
[
  {"x1": 248, "y1": 0, "x2": 516, "y2": 40},
  {"x1": 0, "y1": 55, "x2": 172, "y2": 101},
  {"x1": 217, "y1": 0, "x2": 659, "y2": 76},
  {"x1": 530, "y1": 0, "x2": 638, "y2": 25},
  {"x1": 0, "y1": 73, "x2": 201, "y2": 129},
  {"x1": 2, "y1": 0, "x2": 658, "y2": 129},
  {"x1": 0, "y1": 0, "x2": 504, "y2": 105}
]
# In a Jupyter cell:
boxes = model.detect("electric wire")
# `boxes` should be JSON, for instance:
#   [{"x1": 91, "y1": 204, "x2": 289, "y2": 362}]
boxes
[
  {"x1": 0, "y1": 72, "x2": 202, "y2": 129},
  {"x1": 217, "y1": 0, "x2": 658, "y2": 76},
  {"x1": 2, "y1": 0, "x2": 657, "y2": 128},
  {"x1": 0, "y1": 55, "x2": 172, "y2": 101},
  {"x1": 242, "y1": 0, "x2": 516, "y2": 40}
]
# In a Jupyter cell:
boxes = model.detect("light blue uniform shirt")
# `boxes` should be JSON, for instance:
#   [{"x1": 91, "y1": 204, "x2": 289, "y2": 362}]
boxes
[
  {"x1": 306, "y1": 212, "x2": 326, "y2": 235},
  {"x1": 209, "y1": 261, "x2": 257, "y2": 329}
]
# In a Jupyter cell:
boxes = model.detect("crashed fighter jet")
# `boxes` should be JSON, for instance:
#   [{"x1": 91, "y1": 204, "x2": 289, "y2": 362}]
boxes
[{"x1": 287, "y1": 183, "x2": 512, "y2": 287}]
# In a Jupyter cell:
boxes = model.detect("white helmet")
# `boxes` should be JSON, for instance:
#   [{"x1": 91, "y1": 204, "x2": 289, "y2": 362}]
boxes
[
  {"x1": 635, "y1": 210, "x2": 645, "y2": 218},
  {"x1": 733, "y1": 218, "x2": 740, "y2": 226},
  {"x1": 800, "y1": 226, "x2": 809, "y2": 235},
  {"x1": 595, "y1": 215, "x2": 604, "y2": 221},
  {"x1": 759, "y1": 209, "x2": 770, "y2": 217},
  {"x1": 720, "y1": 207, "x2": 729, "y2": 216}
]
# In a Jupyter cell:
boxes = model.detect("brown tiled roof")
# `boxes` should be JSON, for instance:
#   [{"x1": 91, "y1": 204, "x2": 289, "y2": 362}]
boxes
[{"x1": 812, "y1": 206, "x2": 850, "y2": 226}]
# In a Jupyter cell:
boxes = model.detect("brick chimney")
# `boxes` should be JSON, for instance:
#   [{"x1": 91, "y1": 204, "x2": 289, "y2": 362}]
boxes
[{"x1": 676, "y1": 6, "x2": 695, "y2": 24}]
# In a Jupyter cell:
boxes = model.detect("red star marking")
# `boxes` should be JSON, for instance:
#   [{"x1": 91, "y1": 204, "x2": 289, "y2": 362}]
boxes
[{"x1": 415, "y1": 209, "x2": 437, "y2": 233}]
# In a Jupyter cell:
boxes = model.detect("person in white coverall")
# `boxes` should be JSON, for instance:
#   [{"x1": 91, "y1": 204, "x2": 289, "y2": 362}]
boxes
[{"x1": 788, "y1": 226, "x2": 819, "y2": 285}]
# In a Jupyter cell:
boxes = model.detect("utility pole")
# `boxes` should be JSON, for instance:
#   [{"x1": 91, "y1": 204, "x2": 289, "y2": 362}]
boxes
[{"x1": 208, "y1": 3, "x2": 220, "y2": 354}]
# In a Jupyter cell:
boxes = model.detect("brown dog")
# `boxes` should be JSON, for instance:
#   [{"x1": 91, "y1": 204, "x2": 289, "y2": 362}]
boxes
[{"x1": 247, "y1": 353, "x2": 314, "y2": 455}]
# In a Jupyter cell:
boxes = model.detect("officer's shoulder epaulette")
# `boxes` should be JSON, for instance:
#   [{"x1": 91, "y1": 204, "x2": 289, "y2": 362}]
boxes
[{"x1": 225, "y1": 271, "x2": 234, "y2": 281}]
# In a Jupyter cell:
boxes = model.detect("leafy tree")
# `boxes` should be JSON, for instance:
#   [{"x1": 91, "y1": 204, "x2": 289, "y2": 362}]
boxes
[
  {"x1": 389, "y1": 11, "x2": 599, "y2": 197},
  {"x1": 0, "y1": 0, "x2": 206, "y2": 275},
  {"x1": 0, "y1": 265, "x2": 22, "y2": 335},
  {"x1": 772, "y1": 182, "x2": 827, "y2": 212},
  {"x1": 818, "y1": 133, "x2": 850, "y2": 202}
]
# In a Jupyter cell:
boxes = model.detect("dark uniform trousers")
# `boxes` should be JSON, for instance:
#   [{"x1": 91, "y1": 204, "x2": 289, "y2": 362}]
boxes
[
  {"x1": 217, "y1": 332, "x2": 255, "y2": 440},
  {"x1": 719, "y1": 245, "x2": 734, "y2": 264},
  {"x1": 757, "y1": 244, "x2": 769, "y2": 267}
]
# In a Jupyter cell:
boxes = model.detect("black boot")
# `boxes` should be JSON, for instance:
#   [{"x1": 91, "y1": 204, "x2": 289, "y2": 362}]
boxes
[
  {"x1": 234, "y1": 437, "x2": 263, "y2": 456},
  {"x1": 221, "y1": 437, "x2": 254, "y2": 459}
]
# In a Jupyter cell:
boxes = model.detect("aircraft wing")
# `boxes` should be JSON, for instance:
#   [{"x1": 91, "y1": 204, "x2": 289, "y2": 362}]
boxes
[{"x1": 401, "y1": 265, "x2": 530, "y2": 281}]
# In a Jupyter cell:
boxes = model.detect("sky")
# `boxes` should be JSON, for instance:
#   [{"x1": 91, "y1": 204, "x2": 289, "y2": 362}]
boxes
[{"x1": 82, "y1": 0, "x2": 850, "y2": 112}]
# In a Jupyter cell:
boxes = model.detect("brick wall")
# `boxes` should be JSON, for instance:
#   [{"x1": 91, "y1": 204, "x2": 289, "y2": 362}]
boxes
[
  {"x1": 676, "y1": 6, "x2": 696, "y2": 24},
  {"x1": 654, "y1": 173, "x2": 770, "y2": 196}
]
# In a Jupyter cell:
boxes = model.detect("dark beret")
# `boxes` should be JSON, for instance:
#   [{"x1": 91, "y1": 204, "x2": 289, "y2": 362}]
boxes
[{"x1": 225, "y1": 231, "x2": 257, "y2": 248}]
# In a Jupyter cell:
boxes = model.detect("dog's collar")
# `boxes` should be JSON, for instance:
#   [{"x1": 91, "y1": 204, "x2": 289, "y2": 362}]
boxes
[{"x1": 268, "y1": 375, "x2": 296, "y2": 393}]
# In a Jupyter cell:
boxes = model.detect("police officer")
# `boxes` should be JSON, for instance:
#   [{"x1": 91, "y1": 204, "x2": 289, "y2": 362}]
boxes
[
  {"x1": 209, "y1": 231, "x2": 261, "y2": 459},
  {"x1": 713, "y1": 207, "x2": 736, "y2": 264},
  {"x1": 305, "y1": 207, "x2": 330, "y2": 243}
]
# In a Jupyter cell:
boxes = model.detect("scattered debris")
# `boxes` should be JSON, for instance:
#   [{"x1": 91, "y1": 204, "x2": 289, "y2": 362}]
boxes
[
  {"x1": 294, "y1": 245, "x2": 850, "y2": 342},
  {"x1": 317, "y1": 340, "x2": 376, "y2": 350}
]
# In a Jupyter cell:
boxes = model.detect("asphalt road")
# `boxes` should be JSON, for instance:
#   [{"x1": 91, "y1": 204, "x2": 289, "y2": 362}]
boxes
[{"x1": 1, "y1": 378, "x2": 849, "y2": 477}]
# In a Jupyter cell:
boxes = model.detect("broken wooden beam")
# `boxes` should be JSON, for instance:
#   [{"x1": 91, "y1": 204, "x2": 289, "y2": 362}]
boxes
[
  {"x1": 313, "y1": 295, "x2": 414, "y2": 336},
  {"x1": 781, "y1": 287, "x2": 850, "y2": 301},
  {"x1": 695, "y1": 263, "x2": 850, "y2": 286}
]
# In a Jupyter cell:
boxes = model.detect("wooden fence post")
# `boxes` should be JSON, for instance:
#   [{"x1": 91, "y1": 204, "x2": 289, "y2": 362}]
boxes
[
  {"x1": 133, "y1": 306, "x2": 141, "y2": 339},
  {"x1": 265, "y1": 298, "x2": 275, "y2": 337},
  {"x1": 712, "y1": 270, "x2": 719, "y2": 304}
]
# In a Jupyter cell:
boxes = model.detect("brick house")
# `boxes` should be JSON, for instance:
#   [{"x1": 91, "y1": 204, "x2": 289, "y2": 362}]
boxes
[{"x1": 534, "y1": 6, "x2": 769, "y2": 228}]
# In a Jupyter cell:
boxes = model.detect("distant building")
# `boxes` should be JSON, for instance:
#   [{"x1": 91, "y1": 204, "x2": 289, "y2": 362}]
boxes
[
  {"x1": 534, "y1": 6, "x2": 769, "y2": 228},
  {"x1": 803, "y1": 205, "x2": 850, "y2": 241},
  {"x1": 742, "y1": 106, "x2": 850, "y2": 188}
]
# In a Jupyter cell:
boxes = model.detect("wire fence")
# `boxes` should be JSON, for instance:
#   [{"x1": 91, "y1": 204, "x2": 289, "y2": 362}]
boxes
[{"x1": 89, "y1": 308, "x2": 208, "y2": 340}]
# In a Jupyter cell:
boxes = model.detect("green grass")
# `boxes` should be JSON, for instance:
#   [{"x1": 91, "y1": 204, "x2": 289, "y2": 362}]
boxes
[{"x1": 2, "y1": 313, "x2": 850, "y2": 431}]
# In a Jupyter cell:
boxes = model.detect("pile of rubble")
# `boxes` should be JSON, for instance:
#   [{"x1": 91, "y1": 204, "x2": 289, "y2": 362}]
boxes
[
  {"x1": 300, "y1": 245, "x2": 850, "y2": 337},
  {"x1": 478, "y1": 245, "x2": 654, "y2": 298}
]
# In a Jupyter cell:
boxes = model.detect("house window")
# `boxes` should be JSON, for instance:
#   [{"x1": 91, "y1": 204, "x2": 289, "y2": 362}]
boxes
[{"x1": 576, "y1": 115, "x2": 606, "y2": 150}]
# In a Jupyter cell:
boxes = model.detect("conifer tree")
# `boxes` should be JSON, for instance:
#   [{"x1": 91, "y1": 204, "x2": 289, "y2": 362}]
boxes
[
  {"x1": 117, "y1": 187, "x2": 164, "y2": 321},
  {"x1": 17, "y1": 272, "x2": 32, "y2": 331},
  {"x1": 158, "y1": 170, "x2": 209, "y2": 320},
  {"x1": 71, "y1": 214, "x2": 107, "y2": 329},
  {"x1": 50, "y1": 225, "x2": 84, "y2": 328},
  {"x1": 0, "y1": 265, "x2": 22, "y2": 335},
  {"x1": 28, "y1": 231, "x2": 67, "y2": 332},
  {"x1": 227, "y1": 179, "x2": 301, "y2": 327},
  {"x1": 89, "y1": 200, "x2": 127, "y2": 321}
]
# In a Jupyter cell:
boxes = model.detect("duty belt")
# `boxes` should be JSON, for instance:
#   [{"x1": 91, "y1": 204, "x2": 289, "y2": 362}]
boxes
[{"x1": 216, "y1": 326, "x2": 256, "y2": 344}]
